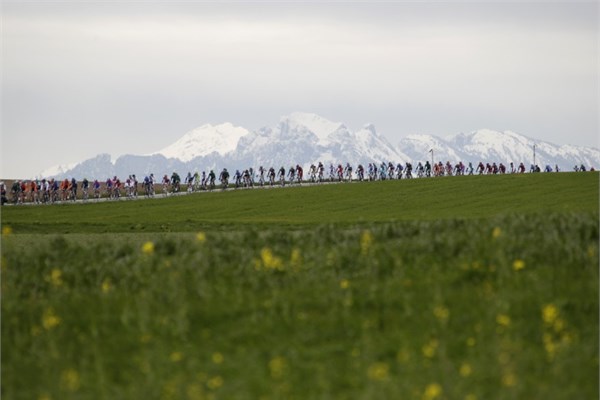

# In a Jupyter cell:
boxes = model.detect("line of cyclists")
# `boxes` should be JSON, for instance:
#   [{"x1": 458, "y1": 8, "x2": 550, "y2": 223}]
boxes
[{"x1": 1, "y1": 160, "x2": 594, "y2": 205}]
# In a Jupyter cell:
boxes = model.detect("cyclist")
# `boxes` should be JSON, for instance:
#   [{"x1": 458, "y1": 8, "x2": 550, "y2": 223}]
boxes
[{"x1": 219, "y1": 168, "x2": 230, "y2": 189}]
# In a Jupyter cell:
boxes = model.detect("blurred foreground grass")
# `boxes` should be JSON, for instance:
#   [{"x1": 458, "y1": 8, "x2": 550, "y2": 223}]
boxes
[{"x1": 2, "y1": 212, "x2": 598, "y2": 399}]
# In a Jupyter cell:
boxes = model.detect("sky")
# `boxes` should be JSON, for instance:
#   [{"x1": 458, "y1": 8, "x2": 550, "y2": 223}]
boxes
[{"x1": 2, "y1": 0, "x2": 598, "y2": 178}]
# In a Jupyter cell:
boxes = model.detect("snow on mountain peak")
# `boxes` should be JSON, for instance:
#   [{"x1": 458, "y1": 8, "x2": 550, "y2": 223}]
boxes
[
  {"x1": 282, "y1": 112, "x2": 345, "y2": 143},
  {"x1": 362, "y1": 123, "x2": 377, "y2": 135},
  {"x1": 154, "y1": 122, "x2": 249, "y2": 162},
  {"x1": 36, "y1": 114, "x2": 600, "y2": 180}
]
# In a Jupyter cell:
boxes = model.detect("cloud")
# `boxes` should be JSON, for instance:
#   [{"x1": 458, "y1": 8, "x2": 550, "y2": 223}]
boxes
[{"x1": 2, "y1": 1, "x2": 597, "y2": 178}]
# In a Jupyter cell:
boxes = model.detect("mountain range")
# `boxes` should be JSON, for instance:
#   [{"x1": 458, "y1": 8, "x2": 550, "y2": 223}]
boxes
[{"x1": 40, "y1": 112, "x2": 599, "y2": 179}]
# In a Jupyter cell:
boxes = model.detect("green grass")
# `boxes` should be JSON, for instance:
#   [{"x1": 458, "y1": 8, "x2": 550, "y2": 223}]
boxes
[
  {"x1": 2, "y1": 172, "x2": 598, "y2": 233},
  {"x1": 1, "y1": 173, "x2": 598, "y2": 399}
]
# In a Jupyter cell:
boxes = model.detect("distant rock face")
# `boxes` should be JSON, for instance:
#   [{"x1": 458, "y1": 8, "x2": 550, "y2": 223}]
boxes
[{"x1": 40, "y1": 113, "x2": 599, "y2": 179}]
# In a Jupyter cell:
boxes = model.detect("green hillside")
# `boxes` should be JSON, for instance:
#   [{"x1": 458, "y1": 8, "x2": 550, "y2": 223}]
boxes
[
  {"x1": 1, "y1": 172, "x2": 598, "y2": 399},
  {"x1": 2, "y1": 172, "x2": 598, "y2": 234}
]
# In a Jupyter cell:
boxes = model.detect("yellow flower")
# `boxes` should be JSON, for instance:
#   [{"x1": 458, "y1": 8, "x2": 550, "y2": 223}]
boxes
[
  {"x1": 553, "y1": 318, "x2": 565, "y2": 333},
  {"x1": 543, "y1": 333, "x2": 556, "y2": 359},
  {"x1": 459, "y1": 362, "x2": 472, "y2": 377},
  {"x1": 60, "y1": 368, "x2": 80, "y2": 392},
  {"x1": 141, "y1": 241, "x2": 155, "y2": 254},
  {"x1": 340, "y1": 279, "x2": 350, "y2": 289},
  {"x1": 2, "y1": 226, "x2": 12, "y2": 236},
  {"x1": 360, "y1": 230, "x2": 374, "y2": 255},
  {"x1": 433, "y1": 306, "x2": 449, "y2": 322},
  {"x1": 42, "y1": 308, "x2": 61, "y2": 330},
  {"x1": 422, "y1": 339, "x2": 439, "y2": 358},
  {"x1": 170, "y1": 351, "x2": 183, "y2": 362},
  {"x1": 48, "y1": 268, "x2": 63, "y2": 287},
  {"x1": 465, "y1": 394, "x2": 477, "y2": 400},
  {"x1": 587, "y1": 245, "x2": 597, "y2": 259},
  {"x1": 423, "y1": 383, "x2": 442, "y2": 400},
  {"x1": 466, "y1": 337, "x2": 476, "y2": 347},
  {"x1": 290, "y1": 248, "x2": 302, "y2": 269},
  {"x1": 496, "y1": 314, "x2": 511, "y2": 327},
  {"x1": 502, "y1": 372, "x2": 517, "y2": 387},
  {"x1": 38, "y1": 394, "x2": 51, "y2": 400},
  {"x1": 367, "y1": 362, "x2": 389, "y2": 381},
  {"x1": 196, "y1": 232, "x2": 206, "y2": 243},
  {"x1": 207, "y1": 375, "x2": 223, "y2": 390},
  {"x1": 542, "y1": 304, "x2": 559, "y2": 325},
  {"x1": 269, "y1": 357, "x2": 286, "y2": 379},
  {"x1": 492, "y1": 227, "x2": 502, "y2": 239},
  {"x1": 260, "y1": 248, "x2": 283, "y2": 270},
  {"x1": 212, "y1": 352, "x2": 224, "y2": 364},
  {"x1": 186, "y1": 383, "x2": 205, "y2": 400},
  {"x1": 101, "y1": 278, "x2": 112, "y2": 293},
  {"x1": 512, "y1": 259, "x2": 525, "y2": 271}
]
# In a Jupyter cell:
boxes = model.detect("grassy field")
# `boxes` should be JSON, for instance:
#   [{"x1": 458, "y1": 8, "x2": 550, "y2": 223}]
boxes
[
  {"x1": 2, "y1": 172, "x2": 598, "y2": 233},
  {"x1": 1, "y1": 173, "x2": 598, "y2": 399}
]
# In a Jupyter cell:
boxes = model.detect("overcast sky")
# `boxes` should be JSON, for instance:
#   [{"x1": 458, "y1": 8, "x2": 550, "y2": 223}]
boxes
[{"x1": 2, "y1": 0, "x2": 598, "y2": 178}]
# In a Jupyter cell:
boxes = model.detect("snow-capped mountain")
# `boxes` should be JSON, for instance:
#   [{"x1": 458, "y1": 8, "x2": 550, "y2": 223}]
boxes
[
  {"x1": 38, "y1": 114, "x2": 599, "y2": 179},
  {"x1": 232, "y1": 113, "x2": 409, "y2": 170},
  {"x1": 399, "y1": 129, "x2": 600, "y2": 170},
  {"x1": 152, "y1": 123, "x2": 249, "y2": 161},
  {"x1": 38, "y1": 161, "x2": 79, "y2": 178}
]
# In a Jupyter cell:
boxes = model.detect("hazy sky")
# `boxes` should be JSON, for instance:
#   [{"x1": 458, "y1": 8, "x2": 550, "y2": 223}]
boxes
[{"x1": 2, "y1": 0, "x2": 598, "y2": 178}]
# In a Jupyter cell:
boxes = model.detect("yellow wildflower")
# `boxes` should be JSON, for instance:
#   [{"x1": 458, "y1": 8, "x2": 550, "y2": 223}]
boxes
[
  {"x1": 101, "y1": 278, "x2": 112, "y2": 293},
  {"x1": 459, "y1": 362, "x2": 472, "y2": 377},
  {"x1": 196, "y1": 232, "x2": 206, "y2": 243},
  {"x1": 186, "y1": 383, "x2": 205, "y2": 400},
  {"x1": 360, "y1": 230, "x2": 374, "y2": 255},
  {"x1": 501, "y1": 372, "x2": 516, "y2": 387},
  {"x1": 141, "y1": 241, "x2": 154, "y2": 254},
  {"x1": 433, "y1": 306, "x2": 449, "y2": 322},
  {"x1": 290, "y1": 248, "x2": 302, "y2": 269},
  {"x1": 543, "y1": 333, "x2": 556, "y2": 360},
  {"x1": 587, "y1": 244, "x2": 597, "y2": 258},
  {"x1": 423, "y1": 383, "x2": 442, "y2": 400},
  {"x1": 269, "y1": 357, "x2": 286, "y2": 379},
  {"x1": 340, "y1": 279, "x2": 350, "y2": 289},
  {"x1": 512, "y1": 259, "x2": 525, "y2": 271},
  {"x1": 38, "y1": 394, "x2": 51, "y2": 400},
  {"x1": 207, "y1": 376, "x2": 223, "y2": 390},
  {"x1": 42, "y1": 308, "x2": 61, "y2": 330},
  {"x1": 212, "y1": 352, "x2": 224, "y2": 364},
  {"x1": 466, "y1": 337, "x2": 476, "y2": 347},
  {"x1": 60, "y1": 368, "x2": 80, "y2": 392},
  {"x1": 553, "y1": 318, "x2": 565, "y2": 333},
  {"x1": 170, "y1": 351, "x2": 183, "y2": 362},
  {"x1": 465, "y1": 394, "x2": 477, "y2": 400},
  {"x1": 2, "y1": 226, "x2": 12, "y2": 236},
  {"x1": 542, "y1": 304, "x2": 558, "y2": 325},
  {"x1": 48, "y1": 268, "x2": 63, "y2": 287},
  {"x1": 496, "y1": 314, "x2": 511, "y2": 327},
  {"x1": 367, "y1": 362, "x2": 390, "y2": 382},
  {"x1": 422, "y1": 339, "x2": 439, "y2": 358},
  {"x1": 492, "y1": 227, "x2": 502, "y2": 239},
  {"x1": 261, "y1": 248, "x2": 283, "y2": 270}
]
